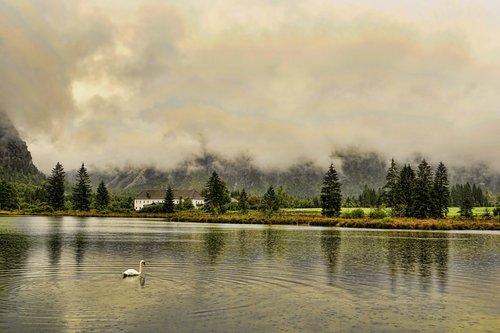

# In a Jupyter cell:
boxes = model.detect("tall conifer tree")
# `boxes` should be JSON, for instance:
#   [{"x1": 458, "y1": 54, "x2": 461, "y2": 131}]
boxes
[
  {"x1": 238, "y1": 189, "x2": 249, "y2": 214},
  {"x1": 163, "y1": 185, "x2": 175, "y2": 213},
  {"x1": 95, "y1": 180, "x2": 110, "y2": 211},
  {"x1": 383, "y1": 158, "x2": 399, "y2": 208},
  {"x1": 394, "y1": 164, "x2": 415, "y2": 217},
  {"x1": 203, "y1": 171, "x2": 230, "y2": 214},
  {"x1": 460, "y1": 183, "x2": 474, "y2": 218},
  {"x1": 431, "y1": 162, "x2": 450, "y2": 218},
  {"x1": 72, "y1": 163, "x2": 92, "y2": 211},
  {"x1": 47, "y1": 162, "x2": 66, "y2": 210},
  {"x1": 261, "y1": 185, "x2": 280, "y2": 216},
  {"x1": 320, "y1": 164, "x2": 342, "y2": 217},
  {"x1": 412, "y1": 160, "x2": 433, "y2": 218}
]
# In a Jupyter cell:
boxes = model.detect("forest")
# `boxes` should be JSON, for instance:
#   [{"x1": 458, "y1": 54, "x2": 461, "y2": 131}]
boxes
[{"x1": 1, "y1": 158, "x2": 499, "y2": 221}]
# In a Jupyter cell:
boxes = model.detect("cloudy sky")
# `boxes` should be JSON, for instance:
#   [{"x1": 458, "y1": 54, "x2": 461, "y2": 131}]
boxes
[{"x1": 1, "y1": 0, "x2": 499, "y2": 172}]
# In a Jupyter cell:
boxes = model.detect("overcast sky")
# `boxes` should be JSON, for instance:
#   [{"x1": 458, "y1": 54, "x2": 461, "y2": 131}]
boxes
[{"x1": 1, "y1": 0, "x2": 499, "y2": 172}]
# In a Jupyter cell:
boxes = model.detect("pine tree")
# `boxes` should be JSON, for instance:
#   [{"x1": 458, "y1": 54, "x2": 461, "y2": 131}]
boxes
[
  {"x1": 383, "y1": 158, "x2": 399, "y2": 208},
  {"x1": 320, "y1": 163, "x2": 342, "y2": 217},
  {"x1": 72, "y1": 163, "x2": 92, "y2": 211},
  {"x1": 412, "y1": 160, "x2": 433, "y2": 218},
  {"x1": 163, "y1": 185, "x2": 175, "y2": 213},
  {"x1": 95, "y1": 180, "x2": 110, "y2": 211},
  {"x1": 276, "y1": 186, "x2": 290, "y2": 208},
  {"x1": 471, "y1": 184, "x2": 485, "y2": 207},
  {"x1": 203, "y1": 171, "x2": 230, "y2": 214},
  {"x1": 431, "y1": 162, "x2": 449, "y2": 218},
  {"x1": 358, "y1": 185, "x2": 378, "y2": 207},
  {"x1": 450, "y1": 184, "x2": 461, "y2": 206},
  {"x1": 394, "y1": 164, "x2": 415, "y2": 217},
  {"x1": 261, "y1": 185, "x2": 280, "y2": 216},
  {"x1": 238, "y1": 189, "x2": 249, "y2": 214},
  {"x1": 47, "y1": 162, "x2": 66, "y2": 210},
  {"x1": 459, "y1": 183, "x2": 474, "y2": 218}
]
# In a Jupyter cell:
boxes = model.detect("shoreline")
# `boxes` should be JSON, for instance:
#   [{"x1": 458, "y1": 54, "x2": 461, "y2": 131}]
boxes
[{"x1": 1, "y1": 210, "x2": 499, "y2": 230}]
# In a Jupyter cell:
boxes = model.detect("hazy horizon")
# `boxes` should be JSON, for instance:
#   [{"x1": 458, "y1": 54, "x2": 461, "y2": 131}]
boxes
[{"x1": 1, "y1": 0, "x2": 499, "y2": 173}]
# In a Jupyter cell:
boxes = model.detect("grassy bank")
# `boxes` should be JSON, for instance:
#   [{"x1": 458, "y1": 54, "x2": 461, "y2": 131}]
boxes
[{"x1": 2, "y1": 209, "x2": 499, "y2": 230}]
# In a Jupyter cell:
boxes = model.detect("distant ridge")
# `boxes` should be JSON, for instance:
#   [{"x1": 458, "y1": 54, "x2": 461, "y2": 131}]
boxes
[{"x1": 83, "y1": 152, "x2": 500, "y2": 197}]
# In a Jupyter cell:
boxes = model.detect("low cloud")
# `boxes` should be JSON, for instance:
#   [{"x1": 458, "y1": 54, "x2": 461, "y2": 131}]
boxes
[{"x1": 1, "y1": 0, "x2": 499, "y2": 172}]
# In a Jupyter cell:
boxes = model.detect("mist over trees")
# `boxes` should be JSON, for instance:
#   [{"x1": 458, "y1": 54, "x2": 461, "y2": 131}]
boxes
[
  {"x1": 0, "y1": 154, "x2": 498, "y2": 219},
  {"x1": 58, "y1": 148, "x2": 500, "y2": 203},
  {"x1": 1, "y1": 110, "x2": 499, "y2": 217},
  {"x1": 334, "y1": 150, "x2": 386, "y2": 196}
]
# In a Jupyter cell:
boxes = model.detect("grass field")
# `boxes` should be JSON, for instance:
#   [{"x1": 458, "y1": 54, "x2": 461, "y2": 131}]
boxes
[{"x1": 286, "y1": 207, "x2": 494, "y2": 217}]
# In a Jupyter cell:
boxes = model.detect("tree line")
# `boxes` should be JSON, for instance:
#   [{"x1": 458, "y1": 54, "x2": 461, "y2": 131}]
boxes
[
  {"x1": 1, "y1": 160, "x2": 499, "y2": 218},
  {"x1": 0, "y1": 162, "x2": 133, "y2": 212},
  {"x1": 381, "y1": 159, "x2": 451, "y2": 218},
  {"x1": 192, "y1": 160, "x2": 498, "y2": 219},
  {"x1": 45, "y1": 162, "x2": 111, "y2": 211}
]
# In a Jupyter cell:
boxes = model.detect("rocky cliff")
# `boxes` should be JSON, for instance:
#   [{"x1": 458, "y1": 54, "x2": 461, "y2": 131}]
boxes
[{"x1": 0, "y1": 112, "x2": 45, "y2": 182}]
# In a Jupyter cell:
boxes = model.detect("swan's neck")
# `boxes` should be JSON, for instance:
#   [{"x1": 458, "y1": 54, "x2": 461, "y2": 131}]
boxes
[{"x1": 138, "y1": 262, "x2": 144, "y2": 275}]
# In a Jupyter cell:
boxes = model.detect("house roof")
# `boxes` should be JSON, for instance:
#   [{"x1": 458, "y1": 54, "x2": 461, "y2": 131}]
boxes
[{"x1": 135, "y1": 189, "x2": 203, "y2": 200}]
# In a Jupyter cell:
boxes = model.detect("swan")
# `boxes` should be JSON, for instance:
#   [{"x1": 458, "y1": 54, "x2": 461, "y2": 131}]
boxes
[{"x1": 123, "y1": 260, "x2": 146, "y2": 278}]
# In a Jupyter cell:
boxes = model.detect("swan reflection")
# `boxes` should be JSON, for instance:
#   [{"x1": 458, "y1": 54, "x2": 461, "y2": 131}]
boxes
[{"x1": 122, "y1": 275, "x2": 146, "y2": 287}]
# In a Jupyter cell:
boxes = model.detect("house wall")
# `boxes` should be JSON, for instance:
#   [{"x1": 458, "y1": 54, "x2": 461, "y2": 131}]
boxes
[{"x1": 134, "y1": 198, "x2": 204, "y2": 210}]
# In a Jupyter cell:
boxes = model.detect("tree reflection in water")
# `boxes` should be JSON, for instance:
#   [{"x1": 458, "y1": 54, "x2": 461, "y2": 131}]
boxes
[
  {"x1": 320, "y1": 230, "x2": 341, "y2": 286},
  {"x1": 262, "y1": 227, "x2": 285, "y2": 257},
  {"x1": 203, "y1": 227, "x2": 226, "y2": 264},
  {"x1": 0, "y1": 227, "x2": 32, "y2": 302},
  {"x1": 386, "y1": 233, "x2": 449, "y2": 293},
  {"x1": 47, "y1": 217, "x2": 63, "y2": 267},
  {"x1": 0, "y1": 232, "x2": 31, "y2": 270},
  {"x1": 75, "y1": 218, "x2": 88, "y2": 269}
]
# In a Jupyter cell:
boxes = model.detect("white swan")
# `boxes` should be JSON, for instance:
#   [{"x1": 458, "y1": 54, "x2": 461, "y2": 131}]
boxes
[{"x1": 123, "y1": 260, "x2": 146, "y2": 278}]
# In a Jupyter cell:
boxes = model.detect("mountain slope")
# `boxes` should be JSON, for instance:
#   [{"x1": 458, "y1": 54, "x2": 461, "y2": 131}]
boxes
[
  {"x1": 0, "y1": 112, "x2": 45, "y2": 183},
  {"x1": 83, "y1": 152, "x2": 388, "y2": 197}
]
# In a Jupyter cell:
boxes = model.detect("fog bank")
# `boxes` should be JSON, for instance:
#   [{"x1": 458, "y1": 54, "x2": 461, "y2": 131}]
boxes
[{"x1": 1, "y1": 0, "x2": 499, "y2": 172}]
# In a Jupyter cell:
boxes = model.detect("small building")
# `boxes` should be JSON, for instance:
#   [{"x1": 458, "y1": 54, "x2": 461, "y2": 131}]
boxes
[{"x1": 134, "y1": 189, "x2": 204, "y2": 211}]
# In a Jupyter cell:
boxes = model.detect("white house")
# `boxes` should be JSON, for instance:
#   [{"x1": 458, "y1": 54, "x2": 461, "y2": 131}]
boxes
[{"x1": 134, "y1": 189, "x2": 204, "y2": 211}]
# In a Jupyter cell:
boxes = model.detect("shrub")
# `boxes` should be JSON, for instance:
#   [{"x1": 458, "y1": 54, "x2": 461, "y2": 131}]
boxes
[
  {"x1": 341, "y1": 210, "x2": 352, "y2": 219},
  {"x1": 369, "y1": 207, "x2": 388, "y2": 219},
  {"x1": 481, "y1": 208, "x2": 491, "y2": 219},
  {"x1": 350, "y1": 208, "x2": 365, "y2": 218},
  {"x1": 382, "y1": 217, "x2": 393, "y2": 224},
  {"x1": 23, "y1": 203, "x2": 54, "y2": 214},
  {"x1": 493, "y1": 207, "x2": 500, "y2": 217}
]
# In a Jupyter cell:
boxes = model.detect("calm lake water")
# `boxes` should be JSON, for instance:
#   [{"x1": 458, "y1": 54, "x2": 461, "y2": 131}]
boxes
[{"x1": 0, "y1": 216, "x2": 499, "y2": 332}]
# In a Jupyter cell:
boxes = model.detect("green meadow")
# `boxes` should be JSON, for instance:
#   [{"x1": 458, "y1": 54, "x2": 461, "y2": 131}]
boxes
[{"x1": 285, "y1": 207, "x2": 495, "y2": 218}]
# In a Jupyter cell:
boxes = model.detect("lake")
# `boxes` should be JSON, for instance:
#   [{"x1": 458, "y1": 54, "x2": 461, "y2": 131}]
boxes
[{"x1": 0, "y1": 216, "x2": 499, "y2": 332}]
